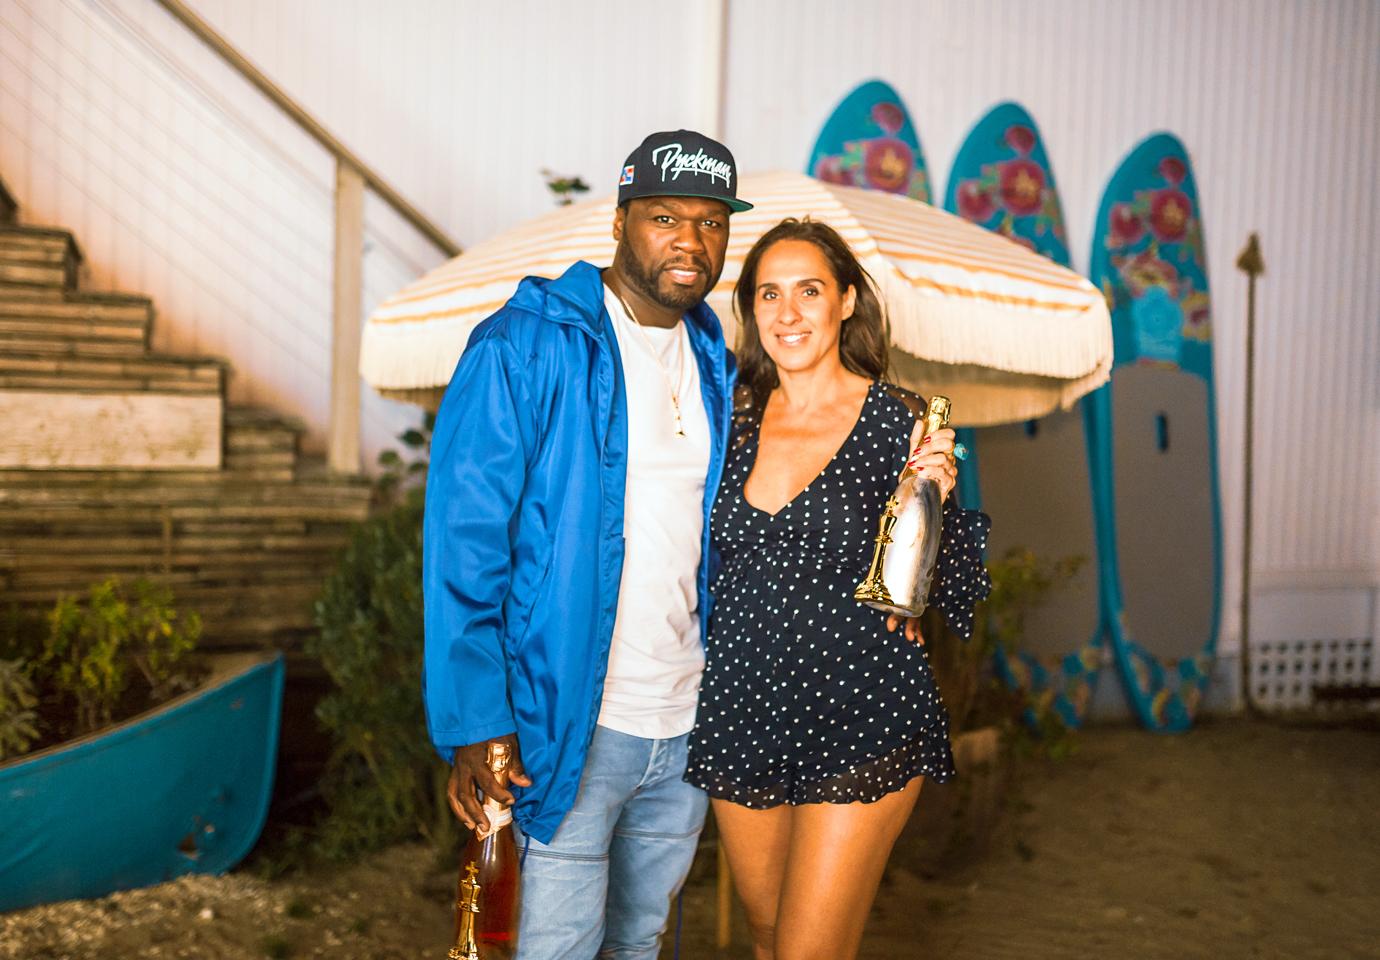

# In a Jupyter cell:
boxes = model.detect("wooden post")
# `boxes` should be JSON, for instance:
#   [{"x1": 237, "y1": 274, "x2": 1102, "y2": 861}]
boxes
[
  {"x1": 1235, "y1": 233, "x2": 1265, "y2": 712},
  {"x1": 695, "y1": 0, "x2": 728, "y2": 140},
  {"x1": 329, "y1": 160, "x2": 365, "y2": 475}
]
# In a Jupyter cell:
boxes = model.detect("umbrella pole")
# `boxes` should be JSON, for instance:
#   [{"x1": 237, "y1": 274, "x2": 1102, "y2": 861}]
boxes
[{"x1": 1236, "y1": 233, "x2": 1265, "y2": 715}]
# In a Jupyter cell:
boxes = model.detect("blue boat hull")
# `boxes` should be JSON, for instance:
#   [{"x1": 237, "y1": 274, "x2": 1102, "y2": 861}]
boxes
[{"x1": 0, "y1": 653, "x2": 284, "y2": 911}]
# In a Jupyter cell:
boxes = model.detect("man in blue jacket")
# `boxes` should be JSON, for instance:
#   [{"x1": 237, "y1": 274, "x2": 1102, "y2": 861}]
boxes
[{"x1": 423, "y1": 130, "x2": 752, "y2": 959}]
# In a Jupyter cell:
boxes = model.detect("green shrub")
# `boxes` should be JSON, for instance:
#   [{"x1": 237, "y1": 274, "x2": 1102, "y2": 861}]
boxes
[
  {"x1": 0, "y1": 604, "x2": 42, "y2": 661},
  {"x1": 976, "y1": 547, "x2": 1086, "y2": 658},
  {"x1": 372, "y1": 412, "x2": 433, "y2": 506},
  {"x1": 309, "y1": 485, "x2": 453, "y2": 859},
  {"x1": 41, "y1": 578, "x2": 201, "y2": 736},
  {"x1": 926, "y1": 546, "x2": 1085, "y2": 741},
  {"x1": 0, "y1": 658, "x2": 39, "y2": 760}
]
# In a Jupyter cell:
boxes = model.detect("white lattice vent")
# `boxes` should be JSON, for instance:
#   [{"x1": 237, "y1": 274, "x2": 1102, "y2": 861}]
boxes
[
  {"x1": 1250, "y1": 584, "x2": 1378, "y2": 712},
  {"x1": 1251, "y1": 637, "x2": 1375, "y2": 710}
]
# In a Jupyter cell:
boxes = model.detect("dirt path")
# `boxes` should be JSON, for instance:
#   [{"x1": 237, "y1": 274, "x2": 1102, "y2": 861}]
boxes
[{"x1": 3, "y1": 717, "x2": 1376, "y2": 959}]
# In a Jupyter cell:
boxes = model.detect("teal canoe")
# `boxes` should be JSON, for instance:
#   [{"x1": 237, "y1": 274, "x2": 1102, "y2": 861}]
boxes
[{"x1": 0, "y1": 652, "x2": 284, "y2": 911}]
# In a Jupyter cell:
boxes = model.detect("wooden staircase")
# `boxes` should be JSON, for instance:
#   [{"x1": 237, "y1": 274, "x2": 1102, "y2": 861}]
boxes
[{"x1": 0, "y1": 178, "x2": 372, "y2": 669}]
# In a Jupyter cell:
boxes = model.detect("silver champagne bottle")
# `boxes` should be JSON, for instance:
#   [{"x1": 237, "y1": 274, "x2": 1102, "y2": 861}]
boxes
[{"x1": 854, "y1": 395, "x2": 951, "y2": 617}]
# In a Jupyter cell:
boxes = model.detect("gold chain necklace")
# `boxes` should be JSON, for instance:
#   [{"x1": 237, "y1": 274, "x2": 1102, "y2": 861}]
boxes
[{"x1": 612, "y1": 288, "x2": 688, "y2": 438}]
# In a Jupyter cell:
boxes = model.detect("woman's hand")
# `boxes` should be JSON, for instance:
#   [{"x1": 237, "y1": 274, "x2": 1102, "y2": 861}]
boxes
[
  {"x1": 886, "y1": 614, "x2": 925, "y2": 645},
  {"x1": 907, "y1": 424, "x2": 959, "y2": 503}
]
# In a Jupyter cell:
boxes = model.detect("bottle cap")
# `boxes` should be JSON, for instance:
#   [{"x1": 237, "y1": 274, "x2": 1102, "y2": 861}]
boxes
[{"x1": 486, "y1": 741, "x2": 510, "y2": 775}]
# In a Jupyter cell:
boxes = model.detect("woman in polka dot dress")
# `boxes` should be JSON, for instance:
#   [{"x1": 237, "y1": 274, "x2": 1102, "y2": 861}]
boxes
[{"x1": 685, "y1": 219, "x2": 991, "y2": 959}]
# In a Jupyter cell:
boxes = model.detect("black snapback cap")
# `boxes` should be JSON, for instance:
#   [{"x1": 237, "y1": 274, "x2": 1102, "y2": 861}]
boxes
[{"x1": 617, "y1": 129, "x2": 753, "y2": 213}]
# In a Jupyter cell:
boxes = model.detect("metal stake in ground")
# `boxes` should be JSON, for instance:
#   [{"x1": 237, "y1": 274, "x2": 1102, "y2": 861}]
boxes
[{"x1": 1235, "y1": 233, "x2": 1265, "y2": 715}]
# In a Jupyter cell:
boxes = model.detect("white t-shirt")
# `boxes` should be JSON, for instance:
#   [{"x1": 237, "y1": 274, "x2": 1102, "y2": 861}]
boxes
[{"x1": 597, "y1": 285, "x2": 711, "y2": 739}]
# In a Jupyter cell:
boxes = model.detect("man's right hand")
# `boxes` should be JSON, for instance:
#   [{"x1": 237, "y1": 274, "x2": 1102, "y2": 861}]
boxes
[{"x1": 447, "y1": 734, "x2": 533, "y2": 833}]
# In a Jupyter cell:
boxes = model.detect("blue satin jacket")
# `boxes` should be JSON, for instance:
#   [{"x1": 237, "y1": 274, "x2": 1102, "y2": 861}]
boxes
[{"x1": 422, "y1": 260, "x2": 733, "y2": 843}]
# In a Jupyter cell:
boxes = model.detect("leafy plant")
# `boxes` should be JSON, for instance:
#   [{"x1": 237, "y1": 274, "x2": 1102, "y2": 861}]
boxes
[
  {"x1": 975, "y1": 547, "x2": 1086, "y2": 658},
  {"x1": 0, "y1": 658, "x2": 39, "y2": 759},
  {"x1": 541, "y1": 168, "x2": 590, "y2": 206},
  {"x1": 925, "y1": 546, "x2": 1085, "y2": 741},
  {"x1": 0, "y1": 604, "x2": 42, "y2": 661},
  {"x1": 40, "y1": 578, "x2": 201, "y2": 736},
  {"x1": 374, "y1": 411, "x2": 433, "y2": 506},
  {"x1": 310, "y1": 484, "x2": 452, "y2": 859}
]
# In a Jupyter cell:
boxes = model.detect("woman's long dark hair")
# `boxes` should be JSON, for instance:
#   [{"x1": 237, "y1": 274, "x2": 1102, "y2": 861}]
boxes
[{"x1": 734, "y1": 218, "x2": 890, "y2": 413}]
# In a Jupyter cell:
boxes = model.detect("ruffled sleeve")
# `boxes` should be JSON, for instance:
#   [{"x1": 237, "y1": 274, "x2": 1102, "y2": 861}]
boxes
[{"x1": 928, "y1": 495, "x2": 992, "y2": 641}]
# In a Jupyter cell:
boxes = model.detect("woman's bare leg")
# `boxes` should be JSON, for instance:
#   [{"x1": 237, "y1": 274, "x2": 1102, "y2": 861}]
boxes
[
  {"x1": 773, "y1": 777, "x2": 924, "y2": 960},
  {"x1": 711, "y1": 798, "x2": 793, "y2": 960}
]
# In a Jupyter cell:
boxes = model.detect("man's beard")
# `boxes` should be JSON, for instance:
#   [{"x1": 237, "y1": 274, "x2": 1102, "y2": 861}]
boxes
[{"x1": 614, "y1": 244, "x2": 714, "y2": 313}]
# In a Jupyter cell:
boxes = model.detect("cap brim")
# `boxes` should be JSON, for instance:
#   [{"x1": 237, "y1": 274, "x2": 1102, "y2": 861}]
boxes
[{"x1": 631, "y1": 188, "x2": 754, "y2": 214}]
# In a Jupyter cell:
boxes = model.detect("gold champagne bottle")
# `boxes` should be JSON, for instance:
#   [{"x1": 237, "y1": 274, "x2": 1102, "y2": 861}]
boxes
[
  {"x1": 854, "y1": 395, "x2": 951, "y2": 617},
  {"x1": 449, "y1": 742, "x2": 521, "y2": 960}
]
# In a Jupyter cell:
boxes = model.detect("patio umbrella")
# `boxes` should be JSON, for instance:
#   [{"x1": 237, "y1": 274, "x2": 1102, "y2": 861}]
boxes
[{"x1": 362, "y1": 170, "x2": 1111, "y2": 425}]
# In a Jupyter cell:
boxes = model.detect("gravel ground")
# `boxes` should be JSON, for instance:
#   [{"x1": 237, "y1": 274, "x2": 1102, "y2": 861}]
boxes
[{"x1": 3, "y1": 716, "x2": 1377, "y2": 959}]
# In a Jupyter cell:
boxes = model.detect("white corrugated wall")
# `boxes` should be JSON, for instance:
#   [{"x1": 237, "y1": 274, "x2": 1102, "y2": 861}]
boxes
[{"x1": 0, "y1": 0, "x2": 1375, "y2": 664}]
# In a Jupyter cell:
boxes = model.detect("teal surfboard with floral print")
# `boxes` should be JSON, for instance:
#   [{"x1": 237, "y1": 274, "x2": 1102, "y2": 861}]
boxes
[
  {"x1": 807, "y1": 79, "x2": 930, "y2": 202},
  {"x1": 941, "y1": 102, "x2": 1069, "y2": 263},
  {"x1": 942, "y1": 103, "x2": 1102, "y2": 731},
  {"x1": 1087, "y1": 133, "x2": 1222, "y2": 732}
]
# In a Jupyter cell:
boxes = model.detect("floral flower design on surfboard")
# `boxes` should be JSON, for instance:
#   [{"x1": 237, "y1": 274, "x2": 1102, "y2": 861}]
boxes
[
  {"x1": 1100, "y1": 152, "x2": 1210, "y2": 366},
  {"x1": 949, "y1": 123, "x2": 1067, "y2": 260},
  {"x1": 812, "y1": 100, "x2": 929, "y2": 200}
]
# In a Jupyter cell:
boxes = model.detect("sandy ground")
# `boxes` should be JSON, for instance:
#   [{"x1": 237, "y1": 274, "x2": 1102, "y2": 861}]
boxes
[{"x1": 3, "y1": 716, "x2": 1377, "y2": 960}]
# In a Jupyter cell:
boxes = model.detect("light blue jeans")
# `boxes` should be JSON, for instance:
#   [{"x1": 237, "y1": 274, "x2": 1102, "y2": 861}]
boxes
[{"x1": 513, "y1": 725, "x2": 708, "y2": 960}]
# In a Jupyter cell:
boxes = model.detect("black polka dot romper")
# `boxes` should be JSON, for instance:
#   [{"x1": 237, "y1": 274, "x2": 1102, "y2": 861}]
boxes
[{"x1": 686, "y1": 381, "x2": 992, "y2": 807}]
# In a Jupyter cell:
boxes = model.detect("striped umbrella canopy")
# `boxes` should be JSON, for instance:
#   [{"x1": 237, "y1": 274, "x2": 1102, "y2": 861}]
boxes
[{"x1": 362, "y1": 170, "x2": 1111, "y2": 425}]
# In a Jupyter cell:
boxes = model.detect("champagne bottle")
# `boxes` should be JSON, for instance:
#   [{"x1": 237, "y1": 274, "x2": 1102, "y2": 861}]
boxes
[
  {"x1": 449, "y1": 742, "x2": 521, "y2": 960},
  {"x1": 854, "y1": 395, "x2": 951, "y2": 617}
]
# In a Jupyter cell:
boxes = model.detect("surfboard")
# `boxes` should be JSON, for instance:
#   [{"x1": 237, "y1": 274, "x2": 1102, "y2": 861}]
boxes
[
  {"x1": 942, "y1": 103, "x2": 1101, "y2": 730},
  {"x1": 807, "y1": 79, "x2": 930, "y2": 202},
  {"x1": 1087, "y1": 133, "x2": 1221, "y2": 732}
]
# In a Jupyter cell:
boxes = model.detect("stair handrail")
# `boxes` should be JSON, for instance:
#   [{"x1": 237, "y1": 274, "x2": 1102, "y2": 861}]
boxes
[
  {"x1": 150, "y1": 0, "x2": 459, "y2": 474},
  {"x1": 152, "y1": 0, "x2": 459, "y2": 258}
]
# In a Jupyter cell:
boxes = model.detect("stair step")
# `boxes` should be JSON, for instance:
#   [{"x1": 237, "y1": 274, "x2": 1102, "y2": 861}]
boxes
[
  {"x1": 0, "y1": 506, "x2": 354, "y2": 644},
  {"x1": 0, "y1": 292, "x2": 151, "y2": 357},
  {"x1": 0, "y1": 531, "x2": 351, "y2": 556},
  {"x1": 0, "y1": 226, "x2": 80, "y2": 292},
  {"x1": 0, "y1": 351, "x2": 225, "y2": 393},
  {"x1": 0, "y1": 469, "x2": 369, "y2": 642},
  {"x1": 0, "y1": 471, "x2": 372, "y2": 510},
  {"x1": 222, "y1": 406, "x2": 305, "y2": 480},
  {"x1": 224, "y1": 407, "x2": 305, "y2": 447},
  {"x1": 0, "y1": 179, "x2": 374, "y2": 664},
  {"x1": 0, "y1": 389, "x2": 224, "y2": 470}
]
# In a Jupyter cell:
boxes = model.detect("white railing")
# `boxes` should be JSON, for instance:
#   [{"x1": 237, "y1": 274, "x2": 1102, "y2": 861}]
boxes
[{"x1": 149, "y1": 0, "x2": 460, "y2": 475}]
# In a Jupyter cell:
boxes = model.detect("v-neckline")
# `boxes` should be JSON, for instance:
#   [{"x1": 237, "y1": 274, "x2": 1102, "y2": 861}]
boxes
[{"x1": 741, "y1": 381, "x2": 876, "y2": 519}]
